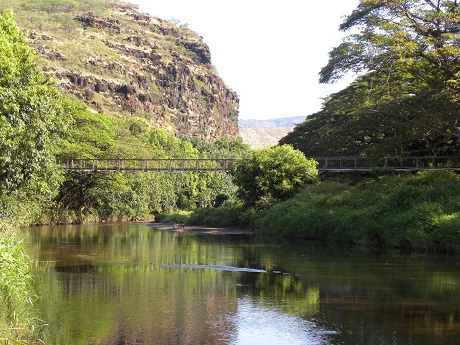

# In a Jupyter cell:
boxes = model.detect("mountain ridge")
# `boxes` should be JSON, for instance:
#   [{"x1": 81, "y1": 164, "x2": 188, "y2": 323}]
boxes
[
  {"x1": 239, "y1": 115, "x2": 306, "y2": 128},
  {"x1": 0, "y1": 0, "x2": 239, "y2": 142},
  {"x1": 238, "y1": 116, "x2": 305, "y2": 149}
]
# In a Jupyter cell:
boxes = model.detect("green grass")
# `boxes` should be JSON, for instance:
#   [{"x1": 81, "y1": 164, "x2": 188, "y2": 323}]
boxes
[
  {"x1": 0, "y1": 227, "x2": 43, "y2": 344},
  {"x1": 255, "y1": 171, "x2": 460, "y2": 253},
  {"x1": 155, "y1": 210, "x2": 192, "y2": 224}
]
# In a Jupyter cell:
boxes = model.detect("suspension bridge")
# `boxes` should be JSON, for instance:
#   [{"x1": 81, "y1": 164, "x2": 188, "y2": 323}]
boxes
[
  {"x1": 61, "y1": 158, "x2": 237, "y2": 172},
  {"x1": 60, "y1": 156, "x2": 460, "y2": 173}
]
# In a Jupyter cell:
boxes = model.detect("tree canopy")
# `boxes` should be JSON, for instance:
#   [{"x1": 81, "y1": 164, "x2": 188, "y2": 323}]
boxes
[
  {"x1": 0, "y1": 11, "x2": 71, "y2": 196},
  {"x1": 282, "y1": 0, "x2": 460, "y2": 157},
  {"x1": 231, "y1": 145, "x2": 318, "y2": 209}
]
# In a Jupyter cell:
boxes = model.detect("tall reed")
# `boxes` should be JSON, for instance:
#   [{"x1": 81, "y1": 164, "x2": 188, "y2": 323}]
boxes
[{"x1": 0, "y1": 225, "x2": 42, "y2": 344}]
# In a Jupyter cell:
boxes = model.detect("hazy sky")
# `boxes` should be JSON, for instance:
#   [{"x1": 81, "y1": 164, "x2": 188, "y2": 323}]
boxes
[{"x1": 132, "y1": 0, "x2": 360, "y2": 120}]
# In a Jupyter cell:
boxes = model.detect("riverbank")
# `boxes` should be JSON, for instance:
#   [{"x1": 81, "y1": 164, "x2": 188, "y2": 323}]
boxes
[
  {"x1": 255, "y1": 171, "x2": 460, "y2": 253},
  {"x1": 183, "y1": 171, "x2": 460, "y2": 254},
  {"x1": 150, "y1": 222, "x2": 255, "y2": 235}
]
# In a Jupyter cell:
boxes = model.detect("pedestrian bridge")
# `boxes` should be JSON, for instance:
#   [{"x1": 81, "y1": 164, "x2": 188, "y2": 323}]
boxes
[
  {"x1": 314, "y1": 156, "x2": 460, "y2": 172},
  {"x1": 61, "y1": 158, "x2": 237, "y2": 172},
  {"x1": 60, "y1": 156, "x2": 460, "y2": 173}
]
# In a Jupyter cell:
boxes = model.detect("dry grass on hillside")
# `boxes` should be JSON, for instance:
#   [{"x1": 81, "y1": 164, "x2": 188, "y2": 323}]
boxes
[{"x1": 239, "y1": 127, "x2": 293, "y2": 149}]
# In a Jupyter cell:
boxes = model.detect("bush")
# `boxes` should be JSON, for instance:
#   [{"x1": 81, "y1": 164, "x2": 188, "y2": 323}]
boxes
[
  {"x1": 232, "y1": 145, "x2": 318, "y2": 209},
  {"x1": 188, "y1": 205, "x2": 248, "y2": 228}
]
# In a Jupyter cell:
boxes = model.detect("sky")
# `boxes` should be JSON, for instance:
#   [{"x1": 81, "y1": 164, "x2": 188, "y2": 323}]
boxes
[{"x1": 133, "y1": 0, "x2": 360, "y2": 120}]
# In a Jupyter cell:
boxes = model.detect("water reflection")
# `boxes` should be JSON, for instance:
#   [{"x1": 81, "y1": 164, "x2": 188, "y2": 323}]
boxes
[{"x1": 23, "y1": 223, "x2": 460, "y2": 345}]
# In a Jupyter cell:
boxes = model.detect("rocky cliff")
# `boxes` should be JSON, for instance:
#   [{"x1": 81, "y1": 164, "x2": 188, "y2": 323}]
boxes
[{"x1": 3, "y1": 0, "x2": 239, "y2": 141}]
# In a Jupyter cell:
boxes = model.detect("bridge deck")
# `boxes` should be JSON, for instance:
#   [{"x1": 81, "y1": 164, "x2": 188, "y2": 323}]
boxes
[
  {"x1": 60, "y1": 156, "x2": 460, "y2": 173},
  {"x1": 313, "y1": 156, "x2": 460, "y2": 172},
  {"x1": 61, "y1": 158, "x2": 237, "y2": 172}
]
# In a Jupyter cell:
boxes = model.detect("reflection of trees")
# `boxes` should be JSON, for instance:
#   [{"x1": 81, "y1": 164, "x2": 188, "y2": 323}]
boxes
[
  {"x1": 27, "y1": 224, "x2": 242, "y2": 344},
  {"x1": 24, "y1": 224, "x2": 460, "y2": 344},
  {"x1": 257, "y1": 242, "x2": 460, "y2": 344}
]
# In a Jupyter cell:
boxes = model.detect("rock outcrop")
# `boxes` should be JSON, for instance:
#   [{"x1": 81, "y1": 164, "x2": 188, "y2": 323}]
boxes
[{"x1": 16, "y1": 0, "x2": 239, "y2": 141}]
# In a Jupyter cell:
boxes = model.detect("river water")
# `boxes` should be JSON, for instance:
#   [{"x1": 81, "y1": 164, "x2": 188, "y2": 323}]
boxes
[{"x1": 23, "y1": 222, "x2": 460, "y2": 345}]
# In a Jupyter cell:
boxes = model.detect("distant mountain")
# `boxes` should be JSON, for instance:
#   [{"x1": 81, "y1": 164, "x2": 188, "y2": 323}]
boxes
[
  {"x1": 239, "y1": 116, "x2": 306, "y2": 128},
  {"x1": 238, "y1": 116, "x2": 306, "y2": 149},
  {"x1": 239, "y1": 127, "x2": 294, "y2": 149}
]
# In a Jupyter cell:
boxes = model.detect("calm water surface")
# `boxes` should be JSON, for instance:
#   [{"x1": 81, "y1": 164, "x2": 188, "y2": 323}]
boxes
[{"x1": 23, "y1": 223, "x2": 460, "y2": 345}]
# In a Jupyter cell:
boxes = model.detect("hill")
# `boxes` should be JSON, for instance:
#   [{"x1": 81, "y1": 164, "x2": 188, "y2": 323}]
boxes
[
  {"x1": 239, "y1": 116, "x2": 306, "y2": 128},
  {"x1": 239, "y1": 127, "x2": 294, "y2": 149},
  {"x1": 0, "y1": 0, "x2": 239, "y2": 141},
  {"x1": 239, "y1": 116, "x2": 305, "y2": 149}
]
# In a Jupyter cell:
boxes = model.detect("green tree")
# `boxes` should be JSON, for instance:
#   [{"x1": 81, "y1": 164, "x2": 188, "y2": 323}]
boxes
[
  {"x1": 58, "y1": 104, "x2": 116, "y2": 159},
  {"x1": 283, "y1": 0, "x2": 460, "y2": 157},
  {"x1": 232, "y1": 145, "x2": 318, "y2": 209},
  {"x1": 322, "y1": 0, "x2": 460, "y2": 144},
  {"x1": 0, "y1": 11, "x2": 70, "y2": 197}
]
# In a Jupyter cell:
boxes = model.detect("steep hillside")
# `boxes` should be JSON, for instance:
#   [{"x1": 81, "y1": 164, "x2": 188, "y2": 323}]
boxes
[{"x1": 0, "y1": 0, "x2": 239, "y2": 141}]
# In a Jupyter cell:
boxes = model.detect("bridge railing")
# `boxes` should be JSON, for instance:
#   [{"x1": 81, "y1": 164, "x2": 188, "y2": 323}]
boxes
[
  {"x1": 61, "y1": 158, "x2": 237, "y2": 172},
  {"x1": 312, "y1": 156, "x2": 460, "y2": 171},
  {"x1": 60, "y1": 156, "x2": 460, "y2": 173}
]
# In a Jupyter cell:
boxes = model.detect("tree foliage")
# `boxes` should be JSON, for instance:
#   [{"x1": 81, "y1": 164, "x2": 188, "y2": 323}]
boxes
[
  {"x1": 284, "y1": 0, "x2": 460, "y2": 157},
  {"x1": 232, "y1": 145, "x2": 318, "y2": 209},
  {"x1": 0, "y1": 11, "x2": 70, "y2": 196}
]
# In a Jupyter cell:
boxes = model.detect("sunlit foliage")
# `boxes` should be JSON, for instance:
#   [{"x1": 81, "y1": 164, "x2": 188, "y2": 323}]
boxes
[
  {"x1": 282, "y1": 0, "x2": 460, "y2": 157},
  {"x1": 232, "y1": 145, "x2": 318, "y2": 209}
]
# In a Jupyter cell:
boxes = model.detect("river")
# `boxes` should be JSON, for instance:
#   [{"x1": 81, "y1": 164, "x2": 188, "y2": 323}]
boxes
[{"x1": 23, "y1": 222, "x2": 460, "y2": 345}]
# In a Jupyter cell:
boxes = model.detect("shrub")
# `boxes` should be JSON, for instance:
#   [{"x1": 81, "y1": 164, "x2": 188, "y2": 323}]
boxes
[{"x1": 232, "y1": 145, "x2": 318, "y2": 209}]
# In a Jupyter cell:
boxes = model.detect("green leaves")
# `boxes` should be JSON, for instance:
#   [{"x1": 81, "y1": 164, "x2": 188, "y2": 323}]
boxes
[
  {"x1": 286, "y1": 0, "x2": 460, "y2": 157},
  {"x1": 0, "y1": 12, "x2": 71, "y2": 195},
  {"x1": 0, "y1": 12, "x2": 37, "y2": 88},
  {"x1": 232, "y1": 145, "x2": 318, "y2": 209}
]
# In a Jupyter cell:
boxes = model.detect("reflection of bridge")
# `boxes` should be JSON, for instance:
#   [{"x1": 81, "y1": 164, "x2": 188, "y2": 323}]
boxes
[{"x1": 61, "y1": 156, "x2": 460, "y2": 173}]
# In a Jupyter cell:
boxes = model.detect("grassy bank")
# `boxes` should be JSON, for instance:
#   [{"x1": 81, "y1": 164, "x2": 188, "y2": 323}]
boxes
[
  {"x1": 255, "y1": 171, "x2": 460, "y2": 253},
  {"x1": 187, "y1": 171, "x2": 460, "y2": 253},
  {"x1": 0, "y1": 226, "x2": 42, "y2": 344}
]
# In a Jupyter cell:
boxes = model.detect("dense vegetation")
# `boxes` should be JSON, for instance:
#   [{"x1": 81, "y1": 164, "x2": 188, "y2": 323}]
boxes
[
  {"x1": 0, "y1": 11, "x2": 56, "y2": 343},
  {"x1": 256, "y1": 171, "x2": 460, "y2": 253},
  {"x1": 232, "y1": 145, "x2": 318, "y2": 209}
]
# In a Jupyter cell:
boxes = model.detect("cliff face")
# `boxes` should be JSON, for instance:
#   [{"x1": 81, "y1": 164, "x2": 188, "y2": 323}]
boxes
[{"x1": 7, "y1": 0, "x2": 239, "y2": 141}]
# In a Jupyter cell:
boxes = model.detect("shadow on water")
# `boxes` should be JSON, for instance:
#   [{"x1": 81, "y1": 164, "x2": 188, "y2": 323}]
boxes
[{"x1": 23, "y1": 223, "x2": 460, "y2": 345}]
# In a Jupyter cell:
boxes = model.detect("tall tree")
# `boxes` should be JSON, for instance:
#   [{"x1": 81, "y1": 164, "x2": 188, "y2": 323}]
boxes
[
  {"x1": 320, "y1": 0, "x2": 460, "y2": 147},
  {"x1": 0, "y1": 12, "x2": 70, "y2": 196},
  {"x1": 283, "y1": 0, "x2": 460, "y2": 157}
]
